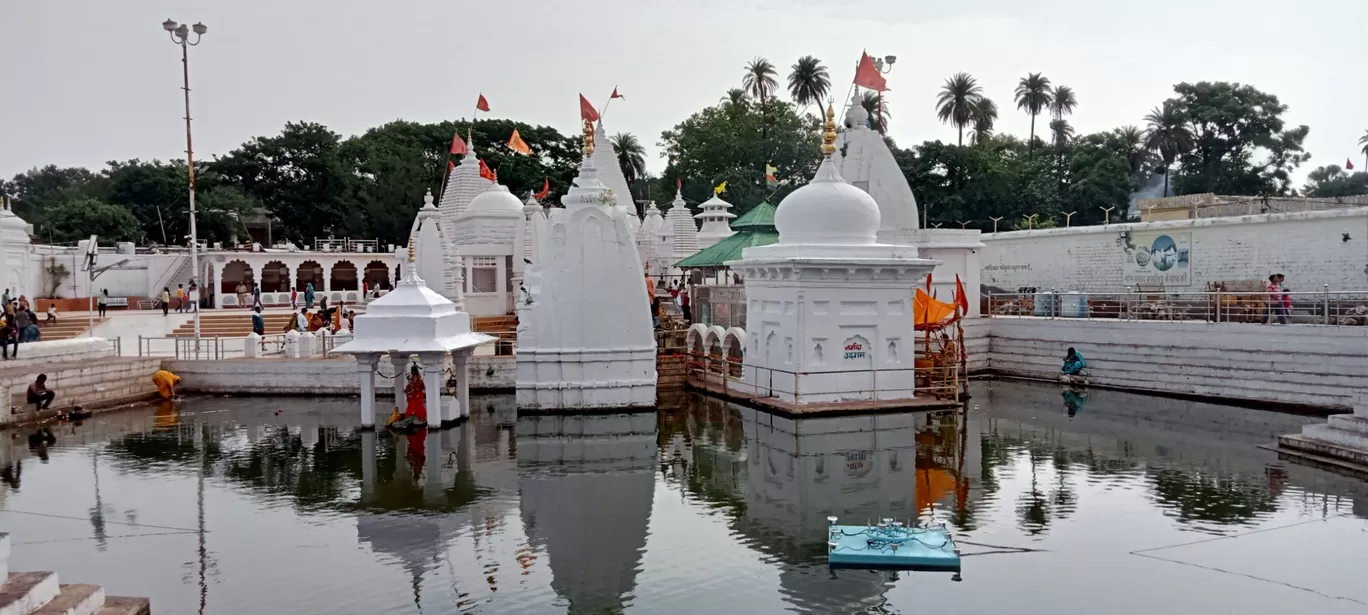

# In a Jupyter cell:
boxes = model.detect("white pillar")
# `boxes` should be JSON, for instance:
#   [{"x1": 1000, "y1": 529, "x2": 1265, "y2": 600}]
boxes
[
  {"x1": 244, "y1": 332, "x2": 261, "y2": 358},
  {"x1": 422, "y1": 353, "x2": 445, "y2": 428},
  {"x1": 454, "y1": 350, "x2": 471, "y2": 419},
  {"x1": 284, "y1": 329, "x2": 300, "y2": 358},
  {"x1": 356, "y1": 353, "x2": 378, "y2": 428},
  {"x1": 298, "y1": 331, "x2": 316, "y2": 357},
  {"x1": 391, "y1": 353, "x2": 408, "y2": 412}
]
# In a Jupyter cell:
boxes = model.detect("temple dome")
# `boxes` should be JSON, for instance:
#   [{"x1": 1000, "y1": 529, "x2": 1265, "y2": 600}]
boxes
[
  {"x1": 845, "y1": 101, "x2": 870, "y2": 129},
  {"x1": 468, "y1": 184, "x2": 523, "y2": 212},
  {"x1": 773, "y1": 157, "x2": 880, "y2": 245}
]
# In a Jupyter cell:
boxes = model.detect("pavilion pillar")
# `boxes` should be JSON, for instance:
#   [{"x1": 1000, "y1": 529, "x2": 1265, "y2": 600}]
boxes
[
  {"x1": 453, "y1": 350, "x2": 471, "y2": 419},
  {"x1": 391, "y1": 353, "x2": 408, "y2": 412},
  {"x1": 422, "y1": 352, "x2": 446, "y2": 429},
  {"x1": 356, "y1": 353, "x2": 378, "y2": 428},
  {"x1": 360, "y1": 430, "x2": 376, "y2": 502}
]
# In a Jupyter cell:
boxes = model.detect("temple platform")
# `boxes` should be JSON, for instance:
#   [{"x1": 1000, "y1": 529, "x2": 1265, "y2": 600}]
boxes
[
  {"x1": 686, "y1": 378, "x2": 959, "y2": 417},
  {"x1": 827, "y1": 523, "x2": 961, "y2": 572},
  {"x1": 1273, "y1": 393, "x2": 1368, "y2": 479}
]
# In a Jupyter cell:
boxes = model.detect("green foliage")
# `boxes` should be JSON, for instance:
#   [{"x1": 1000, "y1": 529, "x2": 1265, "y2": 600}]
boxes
[
  {"x1": 656, "y1": 97, "x2": 821, "y2": 218},
  {"x1": 937, "y1": 73, "x2": 983, "y2": 146},
  {"x1": 1164, "y1": 81, "x2": 1309, "y2": 196},
  {"x1": 43, "y1": 257, "x2": 69, "y2": 298},
  {"x1": 40, "y1": 198, "x2": 142, "y2": 244},
  {"x1": 860, "y1": 90, "x2": 890, "y2": 134},
  {"x1": 1302, "y1": 165, "x2": 1368, "y2": 197},
  {"x1": 1014, "y1": 73, "x2": 1053, "y2": 154},
  {"x1": 742, "y1": 57, "x2": 779, "y2": 103},
  {"x1": 786, "y1": 56, "x2": 831, "y2": 114},
  {"x1": 610, "y1": 133, "x2": 647, "y2": 185}
]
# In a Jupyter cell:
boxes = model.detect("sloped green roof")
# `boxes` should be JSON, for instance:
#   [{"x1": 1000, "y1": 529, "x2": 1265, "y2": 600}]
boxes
[
  {"x1": 675, "y1": 229, "x2": 780, "y2": 269},
  {"x1": 730, "y1": 201, "x2": 776, "y2": 230}
]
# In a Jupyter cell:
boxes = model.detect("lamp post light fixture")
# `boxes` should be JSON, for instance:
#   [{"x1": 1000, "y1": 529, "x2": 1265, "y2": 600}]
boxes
[
  {"x1": 162, "y1": 18, "x2": 206, "y2": 341},
  {"x1": 867, "y1": 54, "x2": 896, "y2": 137}
]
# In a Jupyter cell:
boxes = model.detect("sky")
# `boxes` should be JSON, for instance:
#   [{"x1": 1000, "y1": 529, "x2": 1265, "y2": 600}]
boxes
[{"x1": 3, "y1": 0, "x2": 1366, "y2": 190}]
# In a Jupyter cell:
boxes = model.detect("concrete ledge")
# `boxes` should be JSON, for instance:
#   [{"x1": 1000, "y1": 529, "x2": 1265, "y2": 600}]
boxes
[{"x1": 167, "y1": 355, "x2": 515, "y2": 395}]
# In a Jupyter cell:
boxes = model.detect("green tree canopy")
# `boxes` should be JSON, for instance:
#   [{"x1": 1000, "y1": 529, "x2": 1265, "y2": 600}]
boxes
[
  {"x1": 40, "y1": 198, "x2": 142, "y2": 244},
  {"x1": 1302, "y1": 165, "x2": 1368, "y2": 197},
  {"x1": 1167, "y1": 81, "x2": 1310, "y2": 196}
]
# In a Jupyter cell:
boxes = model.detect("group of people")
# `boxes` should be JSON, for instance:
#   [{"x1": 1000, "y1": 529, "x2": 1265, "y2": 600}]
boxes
[
  {"x1": 156, "y1": 283, "x2": 199, "y2": 316},
  {"x1": 0, "y1": 290, "x2": 46, "y2": 359},
  {"x1": 645, "y1": 274, "x2": 692, "y2": 328},
  {"x1": 281, "y1": 296, "x2": 354, "y2": 335}
]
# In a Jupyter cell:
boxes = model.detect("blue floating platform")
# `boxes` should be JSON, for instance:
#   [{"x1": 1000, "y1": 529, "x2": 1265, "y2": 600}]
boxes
[{"x1": 827, "y1": 523, "x2": 961, "y2": 572}]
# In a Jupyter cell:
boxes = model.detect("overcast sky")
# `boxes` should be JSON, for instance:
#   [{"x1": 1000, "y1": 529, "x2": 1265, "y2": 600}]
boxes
[{"x1": 4, "y1": 0, "x2": 1365, "y2": 189}]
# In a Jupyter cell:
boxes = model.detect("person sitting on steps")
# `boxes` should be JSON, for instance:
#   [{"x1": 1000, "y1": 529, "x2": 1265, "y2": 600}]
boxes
[
  {"x1": 27, "y1": 374, "x2": 55, "y2": 411},
  {"x1": 1062, "y1": 347, "x2": 1087, "y2": 376}
]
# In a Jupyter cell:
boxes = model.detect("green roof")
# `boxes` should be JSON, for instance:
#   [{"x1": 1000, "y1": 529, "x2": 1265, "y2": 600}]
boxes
[
  {"x1": 730, "y1": 201, "x2": 776, "y2": 230},
  {"x1": 675, "y1": 229, "x2": 780, "y2": 269}
]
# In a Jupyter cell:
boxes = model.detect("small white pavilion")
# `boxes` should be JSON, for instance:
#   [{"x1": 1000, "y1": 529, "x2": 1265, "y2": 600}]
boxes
[
  {"x1": 453, "y1": 184, "x2": 526, "y2": 316},
  {"x1": 333, "y1": 243, "x2": 496, "y2": 429},
  {"x1": 694, "y1": 194, "x2": 735, "y2": 250}
]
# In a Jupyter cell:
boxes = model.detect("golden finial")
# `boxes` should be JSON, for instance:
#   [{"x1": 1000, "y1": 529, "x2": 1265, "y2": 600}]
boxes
[
  {"x1": 583, "y1": 119, "x2": 595, "y2": 156},
  {"x1": 407, "y1": 235, "x2": 416, "y2": 263},
  {"x1": 821, "y1": 103, "x2": 837, "y2": 156}
]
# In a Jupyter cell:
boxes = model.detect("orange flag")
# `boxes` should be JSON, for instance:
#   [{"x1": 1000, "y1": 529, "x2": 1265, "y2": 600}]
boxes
[
  {"x1": 853, "y1": 52, "x2": 888, "y2": 92},
  {"x1": 476, "y1": 94, "x2": 490, "y2": 112},
  {"x1": 954, "y1": 274, "x2": 969, "y2": 314},
  {"x1": 534, "y1": 177, "x2": 550, "y2": 199},
  {"x1": 478, "y1": 159, "x2": 497, "y2": 181},
  {"x1": 579, "y1": 94, "x2": 600, "y2": 122},
  {"x1": 450, "y1": 131, "x2": 467, "y2": 155},
  {"x1": 507, "y1": 129, "x2": 531, "y2": 155}
]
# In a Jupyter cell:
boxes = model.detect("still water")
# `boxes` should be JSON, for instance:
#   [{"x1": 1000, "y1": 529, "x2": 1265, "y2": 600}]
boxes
[{"x1": 2, "y1": 381, "x2": 1367, "y2": 615}]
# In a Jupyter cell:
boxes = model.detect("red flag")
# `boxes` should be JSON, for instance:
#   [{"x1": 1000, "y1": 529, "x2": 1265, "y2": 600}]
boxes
[
  {"x1": 1347, "y1": 158, "x2": 1356, "y2": 171},
  {"x1": 535, "y1": 178, "x2": 550, "y2": 199},
  {"x1": 926, "y1": 271, "x2": 932, "y2": 293},
  {"x1": 676, "y1": 177, "x2": 682, "y2": 191},
  {"x1": 954, "y1": 275, "x2": 969, "y2": 314},
  {"x1": 450, "y1": 132, "x2": 467, "y2": 155},
  {"x1": 610, "y1": 87, "x2": 624, "y2": 99},
  {"x1": 478, "y1": 159, "x2": 497, "y2": 182},
  {"x1": 476, "y1": 94, "x2": 490, "y2": 112},
  {"x1": 580, "y1": 94, "x2": 600, "y2": 122},
  {"x1": 448, "y1": 161, "x2": 455, "y2": 172},
  {"x1": 853, "y1": 52, "x2": 888, "y2": 92}
]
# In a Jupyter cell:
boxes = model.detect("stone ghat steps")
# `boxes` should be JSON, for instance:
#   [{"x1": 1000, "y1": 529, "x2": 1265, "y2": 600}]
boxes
[
  {"x1": 33, "y1": 319, "x2": 104, "y2": 342},
  {"x1": 0, "y1": 535, "x2": 151, "y2": 615},
  {"x1": 169, "y1": 313, "x2": 298, "y2": 338}
]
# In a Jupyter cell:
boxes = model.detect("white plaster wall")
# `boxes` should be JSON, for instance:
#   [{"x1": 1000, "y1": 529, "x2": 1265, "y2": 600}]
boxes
[
  {"x1": 167, "y1": 355, "x2": 515, "y2": 395},
  {"x1": 980, "y1": 208, "x2": 1368, "y2": 292},
  {"x1": 988, "y1": 318, "x2": 1368, "y2": 409}
]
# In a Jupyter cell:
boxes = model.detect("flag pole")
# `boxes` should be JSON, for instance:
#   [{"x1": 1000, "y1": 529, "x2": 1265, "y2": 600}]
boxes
[{"x1": 601, "y1": 85, "x2": 617, "y2": 120}]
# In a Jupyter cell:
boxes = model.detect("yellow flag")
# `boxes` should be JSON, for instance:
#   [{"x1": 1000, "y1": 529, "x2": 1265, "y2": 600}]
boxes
[
  {"x1": 508, "y1": 129, "x2": 531, "y2": 155},
  {"x1": 714, "y1": 181, "x2": 727, "y2": 194}
]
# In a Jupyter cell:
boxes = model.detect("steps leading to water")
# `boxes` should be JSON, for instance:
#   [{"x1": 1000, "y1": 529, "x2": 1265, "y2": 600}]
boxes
[
  {"x1": 34, "y1": 319, "x2": 103, "y2": 342},
  {"x1": 0, "y1": 535, "x2": 150, "y2": 615},
  {"x1": 0, "y1": 358, "x2": 162, "y2": 425}
]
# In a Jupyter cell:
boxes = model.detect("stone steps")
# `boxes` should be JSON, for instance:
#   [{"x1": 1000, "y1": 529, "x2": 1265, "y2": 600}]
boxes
[
  {"x1": 0, "y1": 535, "x2": 149, "y2": 615},
  {"x1": 1, "y1": 359, "x2": 162, "y2": 426}
]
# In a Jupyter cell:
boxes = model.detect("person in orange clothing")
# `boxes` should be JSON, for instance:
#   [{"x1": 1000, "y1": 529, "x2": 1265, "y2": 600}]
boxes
[{"x1": 152, "y1": 369, "x2": 181, "y2": 399}]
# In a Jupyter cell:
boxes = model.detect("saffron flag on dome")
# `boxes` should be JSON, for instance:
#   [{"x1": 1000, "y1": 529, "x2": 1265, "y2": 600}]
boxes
[
  {"x1": 714, "y1": 181, "x2": 727, "y2": 194},
  {"x1": 476, "y1": 94, "x2": 490, "y2": 112},
  {"x1": 479, "y1": 159, "x2": 497, "y2": 181},
  {"x1": 580, "y1": 94, "x2": 600, "y2": 122},
  {"x1": 853, "y1": 52, "x2": 888, "y2": 92},
  {"x1": 535, "y1": 177, "x2": 550, "y2": 199},
  {"x1": 1348, "y1": 158, "x2": 1356, "y2": 171},
  {"x1": 765, "y1": 164, "x2": 778, "y2": 188},
  {"x1": 611, "y1": 87, "x2": 624, "y2": 99},
  {"x1": 450, "y1": 131, "x2": 467, "y2": 155},
  {"x1": 508, "y1": 129, "x2": 531, "y2": 155}
]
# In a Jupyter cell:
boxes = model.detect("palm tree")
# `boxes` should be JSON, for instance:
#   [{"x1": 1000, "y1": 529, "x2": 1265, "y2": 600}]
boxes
[
  {"x1": 969, "y1": 97, "x2": 998, "y2": 145},
  {"x1": 936, "y1": 72, "x2": 983, "y2": 146},
  {"x1": 1050, "y1": 119, "x2": 1074, "y2": 148},
  {"x1": 1359, "y1": 129, "x2": 1368, "y2": 171},
  {"x1": 610, "y1": 132, "x2": 647, "y2": 185},
  {"x1": 860, "y1": 90, "x2": 891, "y2": 133},
  {"x1": 1050, "y1": 85, "x2": 1077, "y2": 122},
  {"x1": 786, "y1": 56, "x2": 830, "y2": 114},
  {"x1": 1143, "y1": 101, "x2": 1195, "y2": 197},
  {"x1": 722, "y1": 88, "x2": 748, "y2": 106},
  {"x1": 1116, "y1": 125, "x2": 1145, "y2": 175},
  {"x1": 742, "y1": 57, "x2": 778, "y2": 103},
  {"x1": 1014, "y1": 73, "x2": 1053, "y2": 156}
]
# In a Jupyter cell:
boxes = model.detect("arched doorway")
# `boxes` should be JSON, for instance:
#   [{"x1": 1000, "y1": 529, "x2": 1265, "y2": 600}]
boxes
[
  {"x1": 296, "y1": 260, "x2": 324, "y2": 291},
  {"x1": 260, "y1": 261, "x2": 290, "y2": 292},
  {"x1": 220, "y1": 260, "x2": 254, "y2": 295},
  {"x1": 363, "y1": 261, "x2": 390, "y2": 291},
  {"x1": 330, "y1": 260, "x2": 359, "y2": 291}
]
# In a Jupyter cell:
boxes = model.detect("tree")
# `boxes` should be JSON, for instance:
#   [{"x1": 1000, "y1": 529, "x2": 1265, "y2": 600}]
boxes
[
  {"x1": 38, "y1": 198, "x2": 142, "y2": 244},
  {"x1": 860, "y1": 90, "x2": 890, "y2": 134},
  {"x1": 194, "y1": 186, "x2": 257, "y2": 246},
  {"x1": 1050, "y1": 85, "x2": 1077, "y2": 122},
  {"x1": 610, "y1": 132, "x2": 647, "y2": 185},
  {"x1": 1358, "y1": 129, "x2": 1368, "y2": 171},
  {"x1": 103, "y1": 159, "x2": 190, "y2": 244},
  {"x1": 936, "y1": 72, "x2": 983, "y2": 146},
  {"x1": 657, "y1": 95, "x2": 820, "y2": 217},
  {"x1": 970, "y1": 97, "x2": 998, "y2": 145},
  {"x1": 1014, "y1": 73, "x2": 1053, "y2": 156},
  {"x1": 742, "y1": 57, "x2": 778, "y2": 103},
  {"x1": 1050, "y1": 119, "x2": 1075, "y2": 148},
  {"x1": 4, "y1": 165, "x2": 106, "y2": 225},
  {"x1": 1114, "y1": 125, "x2": 1146, "y2": 176},
  {"x1": 1302, "y1": 165, "x2": 1368, "y2": 197},
  {"x1": 786, "y1": 56, "x2": 830, "y2": 114},
  {"x1": 1143, "y1": 100, "x2": 1194, "y2": 197},
  {"x1": 1165, "y1": 81, "x2": 1309, "y2": 196}
]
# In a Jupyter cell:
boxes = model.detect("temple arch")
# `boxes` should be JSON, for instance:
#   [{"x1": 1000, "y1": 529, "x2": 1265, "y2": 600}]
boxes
[
  {"x1": 330, "y1": 260, "x2": 359, "y2": 291},
  {"x1": 296, "y1": 260, "x2": 324, "y2": 291},
  {"x1": 363, "y1": 260, "x2": 391, "y2": 292},
  {"x1": 686, "y1": 323, "x2": 708, "y2": 356},
  {"x1": 260, "y1": 261, "x2": 290, "y2": 293},
  {"x1": 723, "y1": 327, "x2": 746, "y2": 378},
  {"x1": 220, "y1": 260, "x2": 254, "y2": 295}
]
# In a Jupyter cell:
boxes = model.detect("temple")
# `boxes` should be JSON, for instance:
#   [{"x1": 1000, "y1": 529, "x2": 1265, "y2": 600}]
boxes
[
  {"x1": 436, "y1": 143, "x2": 494, "y2": 301},
  {"x1": 663, "y1": 190, "x2": 700, "y2": 266},
  {"x1": 515, "y1": 122, "x2": 657, "y2": 410},
  {"x1": 727, "y1": 105, "x2": 938, "y2": 405},
  {"x1": 694, "y1": 193, "x2": 736, "y2": 250},
  {"x1": 835, "y1": 93, "x2": 921, "y2": 245},
  {"x1": 409, "y1": 190, "x2": 459, "y2": 303},
  {"x1": 590, "y1": 121, "x2": 642, "y2": 235},
  {"x1": 453, "y1": 184, "x2": 526, "y2": 315}
]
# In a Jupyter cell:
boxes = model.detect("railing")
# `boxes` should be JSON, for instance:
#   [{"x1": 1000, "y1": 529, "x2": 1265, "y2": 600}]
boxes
[
  {"x1": 137, "y1": 331, "x2": 340, "y2": 359},
  {"x1": 313, "y1": 238, "x2": 381, "y2": 253},
  {"x1": 986, "y1": 289, "x2": 1368, "y2": 325},
  {"x1": 682, "y1": 351, "x2": 960, "y2": 404}
]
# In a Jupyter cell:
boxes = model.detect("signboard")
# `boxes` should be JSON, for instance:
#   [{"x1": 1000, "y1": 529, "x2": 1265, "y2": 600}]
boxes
[
  {"x1": 843, "y1": 341, "x2": 867, "y2": 361},
  {"x1": 1123, "y1": 231, "x2": 1191, "y2": 287}
]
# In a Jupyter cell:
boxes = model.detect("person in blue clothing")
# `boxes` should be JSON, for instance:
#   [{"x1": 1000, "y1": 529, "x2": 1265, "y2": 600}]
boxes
[{"x1": 1062, "y1": 347, "x2": 1086, "y2": 375}]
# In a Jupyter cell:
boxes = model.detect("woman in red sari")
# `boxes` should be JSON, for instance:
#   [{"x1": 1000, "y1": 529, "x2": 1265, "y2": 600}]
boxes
[{"x1": 403, "y1": 364, "x2": 427, "y2": 424}]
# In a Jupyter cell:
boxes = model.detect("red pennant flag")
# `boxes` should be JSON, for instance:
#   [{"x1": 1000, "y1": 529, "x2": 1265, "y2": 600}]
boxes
[
  {"x1": 610, "y1": 87, "x2": 624, "y2": 99},
  {"x1": 926, "y1": 271, "x2": 933, "y2": 293},
  {"x1": 478, "y1": 159, "x2": 497, "y2": 182},
  {"x1": 580, "y1": 94, "x2": 600, "y2": 123},
  {"x1": 954, "y1": 274, "x2": 969, "y2": 314},
  {"x1": 853, "y1": 52, "x2": 888, "y2": 92},
  {"x1": 1347, "y1": 158, "x2": 1356, "y2": 171},
  {"x1": 535, "y1": 178, "x2": 550, "y2": 199},
  {"x1": 676, "y1": 177, "x2": 682, "y2": 191},
  {"x1": 450, "y1": 132, "x2": 467, "y2": 155},
  {"x1": 448, "y1": 161, "x2": 455, "y2": 172},
  {"x1": 476, "y1": 94, "x2": 490, "y2": 112}
]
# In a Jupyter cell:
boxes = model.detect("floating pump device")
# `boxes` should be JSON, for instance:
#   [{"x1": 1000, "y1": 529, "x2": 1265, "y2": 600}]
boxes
[{"x1": 826, "y1": 516, "x2": 962, "y2": 577}]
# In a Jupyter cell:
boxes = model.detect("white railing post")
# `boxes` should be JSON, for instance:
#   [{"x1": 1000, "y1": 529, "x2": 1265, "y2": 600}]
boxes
[{"x1": 1324, "y1": 284, "x2": 1331, "y2": 325}]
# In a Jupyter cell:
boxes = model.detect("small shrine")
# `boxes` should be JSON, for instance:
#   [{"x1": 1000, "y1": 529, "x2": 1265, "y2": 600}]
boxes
[
  {"x1": 663, "y1": 190, "x2": 700, "y2": 264},
  {"x1": 835, "y1": 92, "x2": 920, "y2": 245},
  {"x1": 409, "y1": 190, "x2": 461, "y2": 304},
  {"x1": 333, "y1": 242, "x2": 496, "y2": 429},
  {"x1": 453, "y1": 183, "x2": 525, "y2": 316},
  {"x1": 635, "y1": 202, "x2": 667, "y2": 275},
  {"x1": 693, "y1": 194, "x2": 736, "y2": 250},
  {"x1": 436, "y1": 144, "x2": 493, "y2": 300}
]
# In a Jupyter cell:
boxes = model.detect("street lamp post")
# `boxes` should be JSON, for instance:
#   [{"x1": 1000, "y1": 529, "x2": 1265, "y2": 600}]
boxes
[
  {"x1": 163, "y1": 18, "x2": 206, "y2": 341},
  {"x1": 869, "y1": 55, "x2": 896, "y2": 137}
]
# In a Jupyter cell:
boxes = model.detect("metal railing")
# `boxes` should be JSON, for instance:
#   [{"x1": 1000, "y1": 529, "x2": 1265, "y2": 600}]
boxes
[
  {"x1": 986, "y1": 289, "x2": 1368, "y2": 325},
  {"x1": 138, "y1": 331, "x2": 345, "y2": 360},
  {"x1": 682, "y1": 351, "x2": 960, "y2": 404}
]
